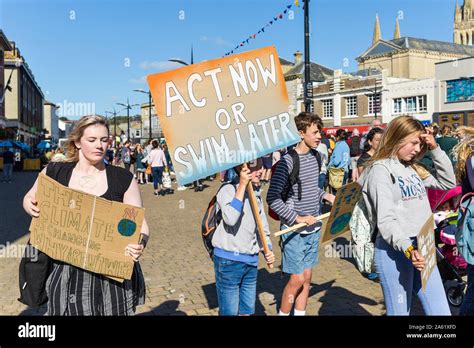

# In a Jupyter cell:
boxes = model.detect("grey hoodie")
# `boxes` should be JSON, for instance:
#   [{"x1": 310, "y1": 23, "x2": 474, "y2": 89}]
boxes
[
  {"x1": 359, "y1": 146, "x2": 456, "y2": 253},
  {"x1": 211, "y1": 182, "x2": 272, "y2": 255}
]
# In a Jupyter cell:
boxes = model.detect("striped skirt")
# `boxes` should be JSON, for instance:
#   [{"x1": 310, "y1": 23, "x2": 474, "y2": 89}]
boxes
[{"x1": 45, "y1": 260, "x2": 145, "y2": 316}]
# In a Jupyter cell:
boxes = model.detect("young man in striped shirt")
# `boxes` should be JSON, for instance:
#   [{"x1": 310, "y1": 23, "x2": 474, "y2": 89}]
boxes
[{"x1": 267, "y1": 112, "x2": 335, "y2": 316}]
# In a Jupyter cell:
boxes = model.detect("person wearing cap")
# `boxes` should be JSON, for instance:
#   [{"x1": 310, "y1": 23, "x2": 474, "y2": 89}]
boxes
[{"x1": 211, "y1": 157, "x2": 275, "y2": 316}]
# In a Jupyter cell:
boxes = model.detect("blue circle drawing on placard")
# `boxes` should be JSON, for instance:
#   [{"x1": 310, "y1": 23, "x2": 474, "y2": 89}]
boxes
[
  {"x1": 330, "y1": 213, "x2": 352, "y2": 235},
  {"x1": 117, "y1": 219, "x2": 137, "y2": 237}
]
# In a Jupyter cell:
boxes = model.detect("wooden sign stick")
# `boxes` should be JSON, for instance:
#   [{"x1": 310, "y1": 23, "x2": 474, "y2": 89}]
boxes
[
  {"x1": 243, "y1": 164, "x2": 273, "y2": 269},
  {"x1": 273, "y1": 212, "x2": 331, "y2": 237}
]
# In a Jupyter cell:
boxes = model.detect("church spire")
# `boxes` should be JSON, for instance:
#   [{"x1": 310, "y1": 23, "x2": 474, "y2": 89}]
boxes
[
  {"x1": 394, "y1": 17, "x2": 401, "y2": 39},
  {"x1": 373, "y1": 14, "x2": 381, "y2": 45},
  {"x1": 455, "y1": 0, "x2": 461, "y2": 22}
]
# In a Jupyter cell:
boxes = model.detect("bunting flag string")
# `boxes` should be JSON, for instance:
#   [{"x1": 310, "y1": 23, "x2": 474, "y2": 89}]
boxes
[{"x1": 224, "y1": 1, "x2": 301, "y2": 57}]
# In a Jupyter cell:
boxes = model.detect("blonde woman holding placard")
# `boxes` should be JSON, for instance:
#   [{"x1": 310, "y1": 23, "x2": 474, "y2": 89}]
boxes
[{"x1": 23, "y1": 115, "x2": 150, "y2": 315}]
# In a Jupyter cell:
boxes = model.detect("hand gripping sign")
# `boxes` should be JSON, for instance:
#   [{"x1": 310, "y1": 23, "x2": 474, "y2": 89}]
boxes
[
  {"x1": 147, "y1": 47, "x2": 300, "y2": 267},
  {"x1": 30, "y1": 174, "x2": 144, "y2": 281}
]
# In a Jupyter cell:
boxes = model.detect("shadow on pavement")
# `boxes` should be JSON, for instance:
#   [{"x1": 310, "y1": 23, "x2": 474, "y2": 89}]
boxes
[
  {"x1": 136, "y1": 300, "x2": 187, "y2": 316},
  {"x1": 309, "y1": 279, "x2": 378, "y2": 315},
  {"x1": 0, "y1": 172, "x2": 37, "y2": 245}
]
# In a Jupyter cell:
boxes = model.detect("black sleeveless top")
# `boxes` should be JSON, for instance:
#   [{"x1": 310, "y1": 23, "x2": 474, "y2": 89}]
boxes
[
  {"x1": 44, "y1": 161, "x2": 145, "y2": 316},
  {"x1": 46, "y1": 161, "x2": 133, "y2": 202}
]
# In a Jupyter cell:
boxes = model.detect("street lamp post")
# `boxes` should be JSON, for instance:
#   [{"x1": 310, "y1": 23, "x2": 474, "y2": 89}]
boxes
[
  {"x1": 104, "y1": 109, "x2": 118, "y2": 137},
  {"x1": 363, "y1": 82, "x2": 388, "y2": 120},
  {"x1": 133, "y1": 89, "x2": 153, "y2": 140},
  {"x1": 116, "y1": 98, "x2": 139, "y2": 141},
  {"x1": 303, "y1": 0, "x2": 312, "y2": 112}
]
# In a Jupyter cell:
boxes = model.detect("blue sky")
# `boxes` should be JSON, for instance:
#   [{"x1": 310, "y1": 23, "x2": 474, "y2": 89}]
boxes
[{"x1": 0, "y1": 0, "x2": 458, "y2": 119}]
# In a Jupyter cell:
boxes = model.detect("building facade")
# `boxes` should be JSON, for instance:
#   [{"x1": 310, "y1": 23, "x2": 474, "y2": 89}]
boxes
[
  {"x1": 4, "y1": 41, "x2": 44, "y2": 146},
  {"x1": 140, "y1": 102, "x2": 163, "y2": 139},
  {"x1": 284, "y1": 51, "x2": 334, "y2": 117},
  {"x1": 454, "y1": 0, "x2": 474, "y2": 45},
  {"x1": 357, "y1": 16, "x2": 474, "y2": 80},
  {"x1": 0, "y1": 31, "x2": 13, "y2": 132},
  {"x1": 43, "y1": 101, "x2": 60, "y2": 143},
  {"x1": 433, "y1": 56, "x2": 474, "y2": 128}
]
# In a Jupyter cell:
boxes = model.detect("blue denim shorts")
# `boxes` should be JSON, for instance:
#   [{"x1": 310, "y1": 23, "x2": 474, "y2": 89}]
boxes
[
  {"x1": 280, "y1": 226, "x2": 321, "y2": 275},
  {"x1": 213, "y1": 255, "x2": 258, "y2": 315}
]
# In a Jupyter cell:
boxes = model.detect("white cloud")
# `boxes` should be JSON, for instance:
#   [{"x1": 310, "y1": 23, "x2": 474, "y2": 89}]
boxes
[
  {"x1": 140, "y1": 61, "x2": 182, "y2": 70},
  {"x1": 129, "y1": 76, "x2": 147, "y2": 84},
  {"x1": 200, "y1": 36, "x2": 232, "y2": 47}
]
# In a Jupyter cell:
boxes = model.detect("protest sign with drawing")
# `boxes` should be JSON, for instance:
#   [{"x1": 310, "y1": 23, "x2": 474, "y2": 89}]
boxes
[
  {"x1": 29, "y1": 173, "x2": 145, "y2": 281},
  {"x1": 321, "y1": 182, "x2": 362, "y2": 244},
  {"x1": 147, "y1": 46, "x2": 298, "y2": 265},
  {"x1": 417, "y1": 215, "x2": 436, "y2": 292}
]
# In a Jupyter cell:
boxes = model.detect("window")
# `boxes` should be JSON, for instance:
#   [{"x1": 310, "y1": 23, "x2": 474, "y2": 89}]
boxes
[
  {"x1": 406, "y1": 96, "x2": 416, "y2": 113},
  {"x1": 392, "y1": 95, "x2": 427, "y2": 114},
  {"x1": 446, "y1": 78, "x2": 474, "y2": 102},
  {"x1": 417, "y1": 95, "x2": 427, "y2": 112},
  {"x1": 368, "y1": 93, "x2": 381, "y2": 114},
  {"x1": 393, "y1": 98, "x2": 402, "y2": 114},
  {"x1": 322, "y1": 99, "x2": 333, "y2": 118},
  {"x1": 345, "y1": 96, "x2": 357, "y2": 116}
]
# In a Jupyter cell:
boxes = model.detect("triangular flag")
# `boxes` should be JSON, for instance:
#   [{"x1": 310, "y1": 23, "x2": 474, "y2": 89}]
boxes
[
  {"x1": 284, "y1": 9, "x2": 288, "y2": 14},
  {"x1": 262, "y1": 28, "x2": 265, "y2": 32},
  {"x1": 295, "y1": 0, "x2": 299, "y2": 6},
  {"x1": 270, "y1": 20, "x2": 273, "y2": 24},
  {"x1": 273, "y1": 17, "x2": 277, "y2": 21},
  {"x1": 279, "y1": 13, "x2": 283, "y2": 19},
  {"x1": 258, "y1": 30, "x2": 261, "y2": 34},
  {"x1": 253, "y1": 34, "x2": 256, "y2": 39},
  {"x1": 287, "y1": 4, "x2": 292, "y2": 9}
]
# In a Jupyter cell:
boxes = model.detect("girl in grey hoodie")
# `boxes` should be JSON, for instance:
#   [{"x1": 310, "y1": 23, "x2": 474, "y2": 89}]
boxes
[{"x1": 359, "y1": 116, "x2": 456, "y2": 315}]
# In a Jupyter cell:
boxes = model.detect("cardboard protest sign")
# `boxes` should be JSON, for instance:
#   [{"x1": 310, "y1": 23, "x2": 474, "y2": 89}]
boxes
[
  {"x1": 29, "y1": 174, "x2": 144, "y2": 281},
  {"x1": 417, "y1": 215, "x2": 436, "y2": 292},
  {"x1": 322, "y1": 182, "x2": 362, "y2": 243},
  {"x1": 147, "y1": 46, "x2": 300, "y2": 185}
]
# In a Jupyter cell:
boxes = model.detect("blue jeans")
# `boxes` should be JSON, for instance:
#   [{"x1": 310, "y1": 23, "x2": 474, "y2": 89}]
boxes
[
  {"x1": 460, "y1": 264, "x2": 474, "y2": 315},
  {"x1": 213, "y1": 255, "x2": 257, "y2": 316},
  {"x1": 2, "y1": 163, "x2": 13, "y2": 181},
  {"x1": 375, "y1": 237, "x2": 451, "y2": 315},
  {"x1": 152, "y1": 166, "x2": 164, "y2": 189}
]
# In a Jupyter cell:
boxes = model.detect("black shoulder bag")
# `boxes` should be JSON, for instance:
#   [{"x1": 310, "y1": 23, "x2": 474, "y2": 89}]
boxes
[{"x1": 18, "y1": 163, "x2": 61, "y2": 307}]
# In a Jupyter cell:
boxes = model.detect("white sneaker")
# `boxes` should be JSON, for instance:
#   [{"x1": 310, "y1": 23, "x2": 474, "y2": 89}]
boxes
[{"x1": 177, "y1": 186, "x2": 187, "y2": 191}]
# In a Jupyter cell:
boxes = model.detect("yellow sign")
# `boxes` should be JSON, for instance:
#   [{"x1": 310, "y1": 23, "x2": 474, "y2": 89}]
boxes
[
  {"x1": 147, "y1": 46, "x2": 300, "y2": 185},
  {"x1": 29, "y1": 174, "x2": 144, "y2": 280},
  {"x1": 322, "y1": 182, "x2": 362, "y2": 243}
]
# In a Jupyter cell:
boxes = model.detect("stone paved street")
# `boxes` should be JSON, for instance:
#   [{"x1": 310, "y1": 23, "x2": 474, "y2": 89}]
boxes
[{"x1": 0, "y1": 171, "x2": 459, "y2": 316}]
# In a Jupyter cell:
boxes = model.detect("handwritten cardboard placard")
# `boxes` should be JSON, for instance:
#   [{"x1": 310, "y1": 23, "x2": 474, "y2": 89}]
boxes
[
  {"x1": 147, "y1": 46, "x2": 300, "y2": 185},
  {"x1": 417, "y1": 215, "x2": 436, "y2": 292},
  {"x1": 322, "y1": 182, "x2": 362, "y2": 243},
  {"x1": 29, "y1": 174, "x2": 144, "y2": 281}
]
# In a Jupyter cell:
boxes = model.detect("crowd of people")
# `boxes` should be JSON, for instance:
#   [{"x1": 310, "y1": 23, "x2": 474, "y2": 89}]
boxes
[{"x1": 17, "y1": 111, "x2": 474, "y2": 317}]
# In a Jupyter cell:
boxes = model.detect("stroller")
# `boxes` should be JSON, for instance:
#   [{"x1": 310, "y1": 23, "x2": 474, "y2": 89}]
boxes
[{"x1": 429, "y1": 186, "x2": 467, "y2": 307}]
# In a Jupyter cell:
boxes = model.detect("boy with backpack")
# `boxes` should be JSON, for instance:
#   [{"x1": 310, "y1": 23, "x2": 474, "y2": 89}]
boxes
[
  {"x1": 210, "y1": 158, "x2": 275, "y2": 316},
  {"x1": 267, "y1": 112, "x2": 335, "y2": 316}
]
